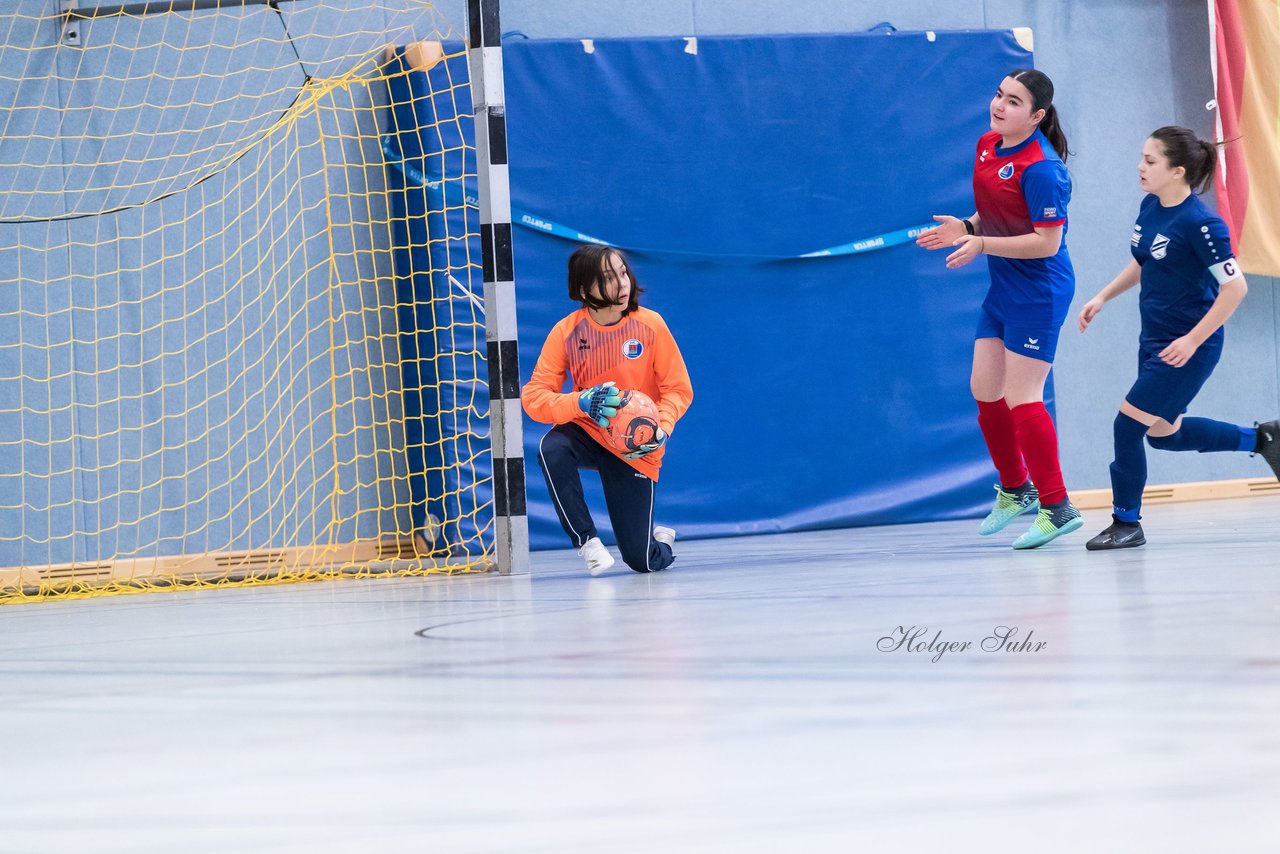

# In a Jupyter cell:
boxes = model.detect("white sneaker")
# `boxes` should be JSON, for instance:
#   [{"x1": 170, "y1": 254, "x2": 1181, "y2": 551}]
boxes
[
  {"x1": 579, "y1": 536, "x2": 615, "y2": 576},
  {"x1": 653, "y1": 526, "x2": 676, "y2": 549}
]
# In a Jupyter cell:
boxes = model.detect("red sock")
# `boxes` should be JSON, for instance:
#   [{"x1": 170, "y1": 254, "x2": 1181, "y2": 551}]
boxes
[
  {"x1": 1010, "y1": 402, "x2": 1067, "y2": 504},
  {"x1": 976, "y1": 398, "x2": 1027, "y2": 488}
]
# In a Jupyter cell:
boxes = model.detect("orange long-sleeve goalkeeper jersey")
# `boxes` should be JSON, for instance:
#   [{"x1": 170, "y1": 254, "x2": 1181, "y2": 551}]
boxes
[{"x1": 522, "y1": 306, "x2": 693, "y2": 481}]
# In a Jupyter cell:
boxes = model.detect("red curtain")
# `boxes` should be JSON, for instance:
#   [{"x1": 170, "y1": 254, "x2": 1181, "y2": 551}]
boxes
[{"x1": 1211, "y1": 0, "x2": 1280, "y2": 276}]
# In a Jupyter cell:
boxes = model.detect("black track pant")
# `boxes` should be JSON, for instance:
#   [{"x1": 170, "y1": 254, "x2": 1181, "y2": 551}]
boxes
[{"x1": 537, "y1": 423, "x2": 674, "y2": 573}]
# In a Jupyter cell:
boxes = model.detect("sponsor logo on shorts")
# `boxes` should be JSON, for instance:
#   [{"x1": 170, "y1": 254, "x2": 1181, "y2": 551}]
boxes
[
  {"x1": 1023, "y1": 337, "x2": 1041, "y2": 351},
  {"x1": 1150, "y1": 233, "x2": 1170, "y2": 260},
  {"x1": 623, "y1": 339, "x2": 643, "y2": 359},
  {"x1": 998, "y1": 163, "x2": 1015, "y2": 180}
]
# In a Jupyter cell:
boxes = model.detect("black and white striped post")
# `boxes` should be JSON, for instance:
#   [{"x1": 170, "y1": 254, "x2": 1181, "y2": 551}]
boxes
[{"x1": 468, "y1": 0, "x2": 529, "y2": 575}]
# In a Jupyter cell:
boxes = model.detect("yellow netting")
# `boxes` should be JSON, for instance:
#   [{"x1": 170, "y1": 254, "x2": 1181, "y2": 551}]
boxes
[{"x1": 0, "y1": 2, "x2": 494, "y2": 602}]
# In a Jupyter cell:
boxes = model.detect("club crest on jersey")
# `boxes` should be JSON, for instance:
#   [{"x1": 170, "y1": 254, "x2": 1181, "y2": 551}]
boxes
[
  {"x1": 998, "y1": 163, "x2": 1015, "y2": 180},
  {"x1": 1150, "y1": 233, "x2": 1170, "y2": 260},
  {"x1": 622, "y1": 339, "x2": 643, "y2": 359}
]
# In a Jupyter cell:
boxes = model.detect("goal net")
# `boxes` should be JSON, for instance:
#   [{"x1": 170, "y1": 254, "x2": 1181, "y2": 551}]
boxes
[{"x1": 0, "y1": 1, "x2": 495, "y2": 601}]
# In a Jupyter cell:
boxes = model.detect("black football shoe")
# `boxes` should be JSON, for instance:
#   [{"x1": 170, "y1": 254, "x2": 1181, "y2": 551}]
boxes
[
  {"x1": 1254, "y1": 420, "x2": 1280, "y2": 481},
  {"x1": 1085, "y1": 516, "x2": 1146, "y2": 551}
]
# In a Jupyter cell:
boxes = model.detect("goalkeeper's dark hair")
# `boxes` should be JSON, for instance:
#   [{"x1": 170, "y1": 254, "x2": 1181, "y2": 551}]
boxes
[{"x1": 568, "y1": 245, "x2": 643, "y2": 315}]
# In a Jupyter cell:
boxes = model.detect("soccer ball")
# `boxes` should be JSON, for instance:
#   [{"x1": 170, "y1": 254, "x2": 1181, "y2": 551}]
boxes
[{"x1": 606, "y1": 389, "x2": 660, "y2": 454}]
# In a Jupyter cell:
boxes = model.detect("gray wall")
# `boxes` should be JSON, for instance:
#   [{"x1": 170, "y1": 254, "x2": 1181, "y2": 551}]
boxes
[{"x1": 446, "y1": 0, "x2": 1279, "y2": 490}]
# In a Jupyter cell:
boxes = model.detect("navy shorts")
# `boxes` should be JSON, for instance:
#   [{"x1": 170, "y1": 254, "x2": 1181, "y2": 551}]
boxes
[
  {"x1": 975, "y1": 306, "x2": 1060, "y2": 363},
  {"x1": 1124, "y1": 340, "x2": 1222, "y2": 424}
]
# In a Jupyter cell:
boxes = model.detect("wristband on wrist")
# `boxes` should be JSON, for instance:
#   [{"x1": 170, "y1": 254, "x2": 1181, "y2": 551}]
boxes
[{"x1": 963, "y1": 218, "x2": 976, "y2": 236}]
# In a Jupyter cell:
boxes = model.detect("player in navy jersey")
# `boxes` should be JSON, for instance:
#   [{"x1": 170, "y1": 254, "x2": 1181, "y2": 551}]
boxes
[
  {"x1": 1077, "y1": 126, "x2": 1280, "y2": 549},
  {"x1": 917, "y1": 69, "x2": 1083, "y2": 549}
]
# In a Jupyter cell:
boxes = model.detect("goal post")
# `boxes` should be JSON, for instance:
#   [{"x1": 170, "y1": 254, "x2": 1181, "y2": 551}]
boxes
[
  {"x1": 467, "y1": 0, "x2": 529, "y2": 576},
  {"x1": 0, "y1": 0, "x2": 523, "y2": 600}
]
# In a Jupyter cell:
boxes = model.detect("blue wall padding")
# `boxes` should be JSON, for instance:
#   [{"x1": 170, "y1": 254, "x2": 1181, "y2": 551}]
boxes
[
  {"x1": 383, "y1": 44, "x2": 492, "y2": 550},
  {"x1": 501, "y1": 31, "x2": 1044, "y2": 549}
]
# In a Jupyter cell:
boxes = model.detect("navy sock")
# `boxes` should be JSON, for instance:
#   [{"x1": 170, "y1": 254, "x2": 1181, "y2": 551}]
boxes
[
  {"x1": 1240, "y1": 425, "x2": 1258, "y2": 453},
  {"x1": 1110, "y1": 413, "x2": 1148, "y2": 523},
  {"x1": 1146, "y1": 417, "x2": 1254, "y2": 453}
]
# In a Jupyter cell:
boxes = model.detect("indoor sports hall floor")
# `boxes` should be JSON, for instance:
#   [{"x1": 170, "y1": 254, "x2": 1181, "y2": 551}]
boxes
[{"x1": 4, "y1": 496, "x2": 1279, "y2": 853}]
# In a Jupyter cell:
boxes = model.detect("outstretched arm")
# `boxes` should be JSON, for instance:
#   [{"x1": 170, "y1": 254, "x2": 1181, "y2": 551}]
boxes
[
  {"x1": 1078, "y1": 259, "x2": 1142, "y2": 333},
  {"x1": 946, "y1": 224, "x2": 1064, "y2": 269},
  {"x1": 521, "y1": 328, "x2": 580, "y2": 425},
  {"x1": 916, "y1": 213, "x2": 980, "y2": 250}
]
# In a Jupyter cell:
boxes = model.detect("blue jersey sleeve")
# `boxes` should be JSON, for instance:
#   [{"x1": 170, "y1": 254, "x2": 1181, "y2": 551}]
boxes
[
  {"x1": 1020, "y1": 160, "x2": 1070, "y2": 227},
  {"x1": 1187, "y1": 211, "x2": 1234, "y2": 270}
]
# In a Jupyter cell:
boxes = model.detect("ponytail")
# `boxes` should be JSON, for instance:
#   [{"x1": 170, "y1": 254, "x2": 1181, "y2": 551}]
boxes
[
  {"x1": 1191, "y1": 139, "x2": 1219, "y2": 194},
  {"x1": 1039, "y1": 104, "x2": 1070, "y2": 161}
]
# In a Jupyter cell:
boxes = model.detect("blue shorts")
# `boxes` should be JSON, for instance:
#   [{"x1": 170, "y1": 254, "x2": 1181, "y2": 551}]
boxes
[
  {"x1": 1124, "y1": 340, "x2": 1222, "y2": 424},
  {"x1": 975, "y1": 307, "x2": 1060, "y2": 363}
]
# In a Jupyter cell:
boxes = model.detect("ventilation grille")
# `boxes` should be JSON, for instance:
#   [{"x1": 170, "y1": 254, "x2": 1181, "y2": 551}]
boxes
[
  {"x1": 375, "y1": 539, "x2": 419, "y2": 561},
  {"x1": 39, "y1": 563, "x2": 114, "y2": 581},
  {"x1": 212, "y1": 550, "x2": 289, "y2": 571},
  {"x1": 1247, "y1": 479, "x2": 1280, "y2": 494}
]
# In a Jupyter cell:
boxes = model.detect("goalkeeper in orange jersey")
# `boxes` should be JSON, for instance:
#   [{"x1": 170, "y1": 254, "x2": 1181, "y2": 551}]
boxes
[{"x1": 522, "y1": 245, "x2": 694, "y2": 576}]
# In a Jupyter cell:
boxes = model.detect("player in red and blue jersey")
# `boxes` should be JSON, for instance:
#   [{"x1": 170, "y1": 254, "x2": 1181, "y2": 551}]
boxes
[
  {"x1": 1077, "y1": 126, "x2": 1280, "y2": 549},
  {"x1": 917, "y1": 69, "x2": 1083, "y2": 549}
]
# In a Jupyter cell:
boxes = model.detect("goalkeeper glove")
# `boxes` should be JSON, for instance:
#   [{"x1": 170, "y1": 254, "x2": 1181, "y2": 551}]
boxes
[
  {"x1": 577, "y1": 382, "x2": 622, "y2": 428},
  {"x1": 624, "y1": 427, "x2": 668, "y2": 460}
]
